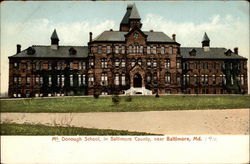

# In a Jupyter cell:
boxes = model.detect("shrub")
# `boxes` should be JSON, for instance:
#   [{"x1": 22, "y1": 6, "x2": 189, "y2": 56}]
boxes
[
  {"x1": 125, "y1": 95, "x2": 132, "y2": 102},
  {"x1": 112, "y1": 95, "x2": 120, "y2": 105},
  {"x1": 93, "y1": 92, "x2": 100, "y2": 99}
]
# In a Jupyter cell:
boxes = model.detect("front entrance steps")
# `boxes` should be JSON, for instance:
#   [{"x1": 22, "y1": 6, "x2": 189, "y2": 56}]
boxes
[{"x1": 124, "y1": 87, "x2": 153, "y2": 95}]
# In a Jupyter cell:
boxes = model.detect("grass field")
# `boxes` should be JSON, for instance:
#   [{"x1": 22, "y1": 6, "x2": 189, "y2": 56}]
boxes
[
  {"x1": 1, "y1": 95, "x2": 249, "y2": 113},
  {"x1": 0, "y1": 123, "x2": 156, "y2": 135}
]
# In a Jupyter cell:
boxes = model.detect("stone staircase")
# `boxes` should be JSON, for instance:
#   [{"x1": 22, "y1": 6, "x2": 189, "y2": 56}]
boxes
[{"x1": 124, "y1": 87, "x2": 153, "y2": 95}]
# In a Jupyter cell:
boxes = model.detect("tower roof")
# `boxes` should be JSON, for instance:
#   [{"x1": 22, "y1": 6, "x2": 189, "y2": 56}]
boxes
[
  {"x1": 51, "y1": 29, "x2": 59, "y2": 40},
  {"x1": 129, "y1": 4, "x2": 141, "y2": 19},
  {"x1": 120, "y1": 4, "x2": 140, "y2": 25},
  {"x1": 202, "y1": 32, "x2": 210, "y2": 42}
]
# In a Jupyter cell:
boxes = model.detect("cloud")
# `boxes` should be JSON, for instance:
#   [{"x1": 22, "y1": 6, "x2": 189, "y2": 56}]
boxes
[
  {"x1": 1, "y1": 14, "x2": 249, "y2": 95},
  {"x1": 0, "y1": 19, "x2": 116, "y2": 96}
]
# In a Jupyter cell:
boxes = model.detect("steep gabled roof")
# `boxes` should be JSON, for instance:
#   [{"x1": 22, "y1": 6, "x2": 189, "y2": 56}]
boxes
[
  {"x1": 120, "y1": 5, "x2": 132, "y2": 25},
  {"x1": 9, "y1": 45, "x2": 88, "y2": 59},
  {"x1": 181, "y1": 47, "x2": 247, "y2": 60},
  {"x1": 120, "y1": 4, "x2": 140, "y2": 25},
  {"x1": 202, "y1": 32, "x2": 210, "y2": 42},
  {"x1": 129, "y1": 4, "x2": 141, "y2": 19},
  {"x1": 92, "y1": 30, "x2": 177, "y2": 43},
  {"x1": 51, "y1": 29, "x2": 59, "y2": 40}
]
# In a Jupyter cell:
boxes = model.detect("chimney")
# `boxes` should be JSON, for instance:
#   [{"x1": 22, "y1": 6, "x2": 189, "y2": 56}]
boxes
[
  {"x1": 172, "y1": 34, "x2": 176, "y2": 41},
  {"x1": 110, "y1": 29, "x2": 113, "y2": 31},
  {"x1": 89, "y1": 32, "x2": 93, "y2": 42},
  {"x1": 16, "y1": 44, "x2": 21, "y2": 54},
  {"x1": 234, "y1": 47, "x2": 238, "y2": 55}
]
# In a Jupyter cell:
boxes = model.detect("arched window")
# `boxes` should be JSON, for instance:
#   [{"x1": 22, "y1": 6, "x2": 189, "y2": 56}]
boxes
[
  {"x1": 146, "y1": 73, "x2": 151, "y2": 83},
  {"x1": 128, "y1": 45, "x2": 133, "y2": 53},
  {"x1": 115, "y1": 73, "x2": 120, "y2": 85},
  {"x1": 131, "y1": 59, "x2": 136, "y2": 67},
  {"x1": 165, "y1": 73, "x2": 171, "y2": 84}
]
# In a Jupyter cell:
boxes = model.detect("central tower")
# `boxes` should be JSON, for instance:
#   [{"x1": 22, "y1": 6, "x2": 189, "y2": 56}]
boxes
[{"x1": 119, "y1": 4, "x2": 142, "y2": 31}]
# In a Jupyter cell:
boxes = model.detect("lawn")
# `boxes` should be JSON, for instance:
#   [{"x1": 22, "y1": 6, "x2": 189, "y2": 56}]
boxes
[
  {"x1": 0, "y1": 123, "x2": 156, "y2": 135},
  {"x1": 1, "y1": 95, "x2": 249, "y2": 113}
]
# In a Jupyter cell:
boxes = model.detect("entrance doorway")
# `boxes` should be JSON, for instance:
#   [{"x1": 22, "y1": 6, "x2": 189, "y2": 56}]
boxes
[{"x1": 133, "y1": 73, "x2": 142, "y2": 88}]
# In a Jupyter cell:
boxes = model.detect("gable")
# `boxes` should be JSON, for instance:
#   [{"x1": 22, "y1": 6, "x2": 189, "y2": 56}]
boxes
[{"x1": 125, "y1": 26, "x2": 147, "y2": 45}]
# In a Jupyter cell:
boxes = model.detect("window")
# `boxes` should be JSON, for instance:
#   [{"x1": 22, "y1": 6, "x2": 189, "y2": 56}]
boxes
[
  {"x1": 221, "y1": 62, "x2": 225, "y2": 70},
  {"x1": 177, "y1": 75, "x2": 181, "y2": 85},
  {"x1": 203, "y1": 62, "x2": 208, "y2": 69},
  {"x1": 121, "y1": 46, "x2": 125, "y2": 54},
  {"x1": 70, "y1": 62, "x2": 73, "y2": 70},
  {"x1": 183, "y1": 75, "x2": 187, "y2": 85},
  {"x1": 89, "y1": 59, "x2": 94, "y2": 68},
  {"x1": 131, "y1": 59, "x2": 136, "y2": 67},
  {"x1": 27, "y1": 62, "x2": 31, "y2": 70},
  {"x1": 230, "y1": 63, "x2": 233, "y2": 70},
  {"x1": 48, "y1": 75, "x2": 52, "y2": 86},
  {"x1": 115, "y1": 74, "x2": 119, "y2": 85},
  {"x1": 193, "y1": 75, "x2": 197, "y2": 84},
  {"x1": 107, "y1": 46, "x2": 111, "y2": 54},
  {"x1": 193, "y1": 63, "x2": 197, "y2": 69},
  {"x1": 212, "y1": 75, "x2": 216, "y2": 84},
  {"x1": 98, "y1": 46, "x2": 102, "y2": 54},
  {"x1": 57, "y1": 75, "x2": 60, "y2": 86},
  {"x1": 223, "y1": 74, "x2": 226, "y2": 85},
  {"x1": 121, "y1": 59, "x2": 126, "y2": 68},
  {"x1": 201, "y1": 75, "x2": 205, "y2": 84},
  {"x1": 165, "y1": 59, "x2": 170, "y2": 69},
  {"x1": 139, "y1": 46, "x2": 143, "y2": 53},
  {"x1": 129, "y1": 45, "x2": 133, "y2": 53},
  {"x1": 61, "y1": 75, "x2": 64, "y2": 86},
  {"x1": 187, "y1": 75, "x2": 190, "y2": 85},
  {"x1": 26, "y1": 76, "x2": 30, "y2": 86},
  {"x1": 115, "y1": 46, "x2": 119, "y2": 54},
  {"x1": 79, "y1": 61, "x2": 86, "y2": 70},
  {"x1": 82, "y1": 75, "x2": 86, "y2": 85},
  {"x1": 152, "y1": 46, "x2": 156, "y2": 54},
  {"x1": 57, "y1": 62, "x2": 62, "y2": 70},
  {"x1": 176, "y1": 60, "x2": 181, "y2": 69},
  {"x1": 35, "y1": 76, "x2": 39, "y2": 85},
  {"x1": 101, "y1": 73, "x2": 108, "y2": 86},
  {"x1": 88, "y1": 74, "x2": 94, "y2": 85},
  {"x1": 121, "y1": 74, "x2": 126, "y2": 86},
  {"x1": 161, "y1": 47, "x2": 165, "y2": 54},
  {"x1": 147, "y1": 60, "x2": 151, "y2": 67},
  {"x1": 48, "y1": 62, "x2": 52, "y2": 70},
  {"x1": 138, "y1": 59, "x2": 142, "y2": 66},
  {"x1": 147, "y1": 46, "x2": 151, "y2": 54},
  {"x1": 14, "y1": 76, "x2": 18, "y2": 84},
  {"x1": 153, "y1": 59, "x2": 157, "y2": 68},
  {"x1": 36, "y1": 62, "x2": 41, "y2": 70},
  {"x1": 169, "y1": 47, "x2": 173, "y2": 54},
  {"x1": 231, "y1": 75, "x2": 234, "y2": 85},
  {"x1": 153, "y1": 73, "x2": 158, "y2": 84},
  {"x1": 78, "y1": 75, "x2": 82, "y2": 86},
  {"x1": 240, "y1": 75, "x2": 244, "y2": 85},
  {"x1": 70, "y1": 75, "x2": 73, "y2": 87},
  {"x1": 165, "y1": 73, "x2": 171, "y2": 84},
  {"x1": 115, "y1": 59, "x2": 120, "y2": 67},
  {"x1": 146, "y1": 73, "x2": 151, "y2": 83},
  {"x1": 205, "y1": 75, "x2": 208, "y2": 84},
  {"x1": 101, "y1": 59, "x2": 108, "y2": 68}
]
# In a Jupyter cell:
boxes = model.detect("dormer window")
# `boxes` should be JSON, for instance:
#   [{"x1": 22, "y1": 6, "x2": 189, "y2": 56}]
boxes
[
  {"x1": 69, "y1": 47, "x2": 77, "y2": 55},
  {"x1": 27, "y1": 47, "x2": 36, "y2": 55},
  {"x1": 224, "y1": 49, "x2": 232, "y2": 56},
  {"x1": 189, "y1": 49, "x2": 196, "y2": 56}
]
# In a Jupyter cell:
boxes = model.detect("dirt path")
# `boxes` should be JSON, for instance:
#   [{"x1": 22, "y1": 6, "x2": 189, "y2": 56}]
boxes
[{"x1": 1, "y1": 109, "x2": 249, "y2": 135}]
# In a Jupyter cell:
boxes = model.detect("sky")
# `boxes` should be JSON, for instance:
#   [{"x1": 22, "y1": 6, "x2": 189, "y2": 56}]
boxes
[{"x1": 0, "y1": 1, "x2": 249, "y2": 96}]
